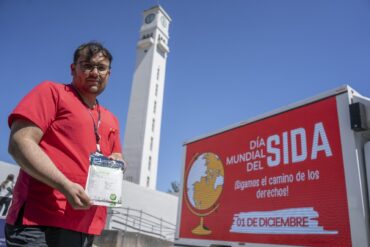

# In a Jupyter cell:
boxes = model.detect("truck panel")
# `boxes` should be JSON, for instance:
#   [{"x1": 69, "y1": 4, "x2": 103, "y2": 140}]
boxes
[{"x1": 176, "y1": 86, "x2": 370, "y2": 247}]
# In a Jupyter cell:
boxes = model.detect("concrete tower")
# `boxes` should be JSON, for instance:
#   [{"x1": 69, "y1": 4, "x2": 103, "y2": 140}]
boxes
[{"x1": 123, "y1": 6, "x2": 171, "y2": 189}]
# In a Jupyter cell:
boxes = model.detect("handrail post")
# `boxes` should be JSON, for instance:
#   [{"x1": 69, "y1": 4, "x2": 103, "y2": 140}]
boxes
[
  {"x1": 125, "y1": 207, "x2": 129, "y2": 231},
  {"x1": 139, "y1": 210, "x2": 142, "y2": 233},
  {"x1": 160, "y1": 217, "x2": 163, "y2": 238}
]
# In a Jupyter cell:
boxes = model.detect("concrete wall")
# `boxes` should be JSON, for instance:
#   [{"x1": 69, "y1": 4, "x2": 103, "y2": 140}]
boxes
[
  {"x1": 94, "y1": 230, "x2": 173, "y2": 247},
  {"x1": 121, "y1": 180, "x2": 178, "y2": 221},
  {"x1": 108, "y1": 180, "x2": 178, "y2": 236}
]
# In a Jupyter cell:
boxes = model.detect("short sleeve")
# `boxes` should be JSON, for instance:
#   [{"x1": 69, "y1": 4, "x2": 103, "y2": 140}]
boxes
[{"x1": 8, "y1": 81, "x2": 59, "y2": 133}]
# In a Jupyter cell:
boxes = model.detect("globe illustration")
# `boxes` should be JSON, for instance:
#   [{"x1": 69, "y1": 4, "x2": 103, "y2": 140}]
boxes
[{"x1": 186, "y1": 152, "x2": 224, "y2": 235}]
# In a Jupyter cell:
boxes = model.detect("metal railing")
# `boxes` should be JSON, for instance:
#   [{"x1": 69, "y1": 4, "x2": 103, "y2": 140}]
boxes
[{"x1": 107, "y1": 207, "x2": 176, "y2": 241}]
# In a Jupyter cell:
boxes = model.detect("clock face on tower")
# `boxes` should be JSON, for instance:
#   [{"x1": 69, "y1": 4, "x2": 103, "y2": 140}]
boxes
[{"x1": 145, "y1": 13, "x2": 155, "y2": 24}]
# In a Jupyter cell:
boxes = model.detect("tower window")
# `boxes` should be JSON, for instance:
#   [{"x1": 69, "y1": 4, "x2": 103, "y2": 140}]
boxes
[
  {"x1": 148, "y1": 156, "x2": 152, "y2": 171},
  {"x1": 146, "y1": 176, "x2": 150, "y2": 187},
  {"x1": 157, "y1": 68, "x2": 160, "y2": 80},
  {"x1": 150, "y1": 137, "x2": 153, "y2": 151},
  {"x1": 153, "y1": 101, "x2": 157, "y2": 113},
  {"x1": 142, "y1": 33, "x2": 153, "y2": 40},
  {"x1": 152, "y1": 118, "x2": 155, "y2": 131},
  {"x1": 155, "y1": 84, "x2": 159, "y2": 96}
]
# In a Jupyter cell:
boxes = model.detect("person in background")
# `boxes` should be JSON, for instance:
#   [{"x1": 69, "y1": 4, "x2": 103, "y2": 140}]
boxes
[
  {"x1": 5, "y1": 41, "x2": 124, "y2": 247},
  {"x1": 0, "y1": 174, "x2": 15, "y2": 216}
]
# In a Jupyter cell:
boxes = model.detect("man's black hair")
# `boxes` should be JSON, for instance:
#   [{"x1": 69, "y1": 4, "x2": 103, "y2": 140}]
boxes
[{"x1": 73, "y1": 41, "x2": 113, "y2": 67}]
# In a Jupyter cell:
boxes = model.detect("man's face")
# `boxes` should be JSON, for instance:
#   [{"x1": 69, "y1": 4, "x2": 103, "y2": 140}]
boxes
[{"x1": 71, "y1": 51, "x2": 111, "y2": 97}]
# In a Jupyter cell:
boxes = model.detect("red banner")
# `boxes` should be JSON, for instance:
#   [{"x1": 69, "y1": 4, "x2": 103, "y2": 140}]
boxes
[{"x1": 179, "y1": 96, "x2": 351, "y2": 247}]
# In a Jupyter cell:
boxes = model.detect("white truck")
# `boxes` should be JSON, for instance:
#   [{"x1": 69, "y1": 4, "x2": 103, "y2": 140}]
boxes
[{"x1": 175, "y1": 85, "x2": 370, "y2": 247}]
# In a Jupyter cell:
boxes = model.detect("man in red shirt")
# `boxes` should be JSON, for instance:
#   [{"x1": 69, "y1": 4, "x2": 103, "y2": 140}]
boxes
[{"x1": 6, "y1": 42, "x2": 123, "y2": 247}]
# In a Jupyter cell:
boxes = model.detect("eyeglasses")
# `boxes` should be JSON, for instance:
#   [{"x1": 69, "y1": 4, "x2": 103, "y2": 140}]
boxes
[{"x1": 79, "y1": 62, "x2": 110, "y2": 75}]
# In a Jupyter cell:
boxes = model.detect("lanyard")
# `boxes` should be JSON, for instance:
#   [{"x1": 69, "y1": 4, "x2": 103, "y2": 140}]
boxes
[
  {"x1": 70, "y1": 84, "x2": 102, "y2": 152},
  {"x1": 88, "y1": 101, "x2": 101, "y2": 152}
]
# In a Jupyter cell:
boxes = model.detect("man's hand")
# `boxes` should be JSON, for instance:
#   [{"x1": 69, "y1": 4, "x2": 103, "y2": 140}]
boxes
[
  {"x1": 60, "y1": 181, "x2": 92, "y2": 210},
  {"x1": 108, "y1": 152, "x2": 126, "y2": 173},
  {"x1": 108, "y1": 152, "x2": 124, "y2": 162}
]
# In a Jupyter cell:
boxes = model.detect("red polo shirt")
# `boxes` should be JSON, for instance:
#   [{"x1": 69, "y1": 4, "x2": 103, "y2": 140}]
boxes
[{"x1": 7, "y1": 81, "x2": 122, "y2": 234}]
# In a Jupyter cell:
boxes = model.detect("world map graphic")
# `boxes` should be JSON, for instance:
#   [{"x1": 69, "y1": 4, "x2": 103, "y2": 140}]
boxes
[{"x1": 187, "y1": 152, "x2": 224, "y2": 211}]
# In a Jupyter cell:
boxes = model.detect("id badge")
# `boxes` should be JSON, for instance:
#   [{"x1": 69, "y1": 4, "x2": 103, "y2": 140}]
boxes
[{"x1": 85, "y1": 152, "x2": 125, "y2": 207}]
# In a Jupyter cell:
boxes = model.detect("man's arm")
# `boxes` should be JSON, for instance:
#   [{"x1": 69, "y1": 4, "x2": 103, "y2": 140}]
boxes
[{"x1": 8, "y1": 119, "x2": 91, "y2": 209}]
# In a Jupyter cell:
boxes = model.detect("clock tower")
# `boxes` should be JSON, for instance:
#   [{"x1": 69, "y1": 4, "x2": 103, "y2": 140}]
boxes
[{"x1": 123, "y1": 6, "x2": 171, "y2": 189}]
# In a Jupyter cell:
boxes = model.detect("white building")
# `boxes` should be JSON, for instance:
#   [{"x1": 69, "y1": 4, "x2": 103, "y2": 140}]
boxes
[{"x1": 123, "y1": 5, "x2": 171, "y2": 190}]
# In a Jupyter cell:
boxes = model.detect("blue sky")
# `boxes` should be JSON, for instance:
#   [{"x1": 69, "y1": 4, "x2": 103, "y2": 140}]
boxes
[{"x1": 1, "y1": 0, "x2": 370, "y2": 192}]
